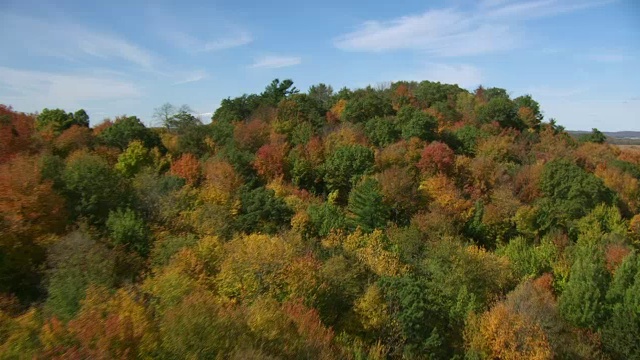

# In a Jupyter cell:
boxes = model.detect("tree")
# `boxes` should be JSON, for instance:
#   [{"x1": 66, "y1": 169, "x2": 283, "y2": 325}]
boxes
[
  {"x1": 45, "y1": 231, "x2": 117, "y2": 321},
  {"x1": 115, "y1": 140, "x2": 151, "y2": 178},
  {"x1": 579, "y1": 128, "x2": 607, "y2": 144},
  {"x1": 106, "y1": 208, "x2": 151, "y2": 256},
  {"x1": 477, "y1": 97, "x2": 522, "y2": 129},
  {"x1": 347, "y1": 178, "x2": 390, "y2": 233},
  {"x1": 158, "y1": 291, "x2": 248, "y2": 358},
  {"x1": 375, "y1": 166, "x2": 421, "y2": 225},
  {"x1": 341, "y1": 87, "x2": 394, "y2": 124},
  {"x1": 465, "y1": 302, "x2": 553, "y2": 360},
  {"x1": 153, "y1": 102, "x2": 175, "y2": 127},
  {"x1": 323, "y1": 144, "x2": 374, "y2": 200},
  {"x1": 53, "y1": 125, "x2": 94, "y2": 157},
  {"x1": 37, "y1": 108, "x2": 89, "y2": 133},
  {"x1": 213, "y1": 94, "x2": 261, "y2": 123},
  {"x1": 307, "y1": 203, "x2": 348, "y2": 238},
  {"x1": 0, "y1": 154, "x2": 66, "y2": 302},
  {"x1": 73, "y1": 109, "x2": 90, "y2": 127},
  {"x1": 391, "y1": 82, "x2": 418, "y2": 110},
  {"x1": 364, "y1": 116, "x2": 400, "y2": 147},
  {"x1": 559, "y1": 241, "x2": 610, "y2": 329},
  {"x1": 496, "y1": 237, "x2": 556, "y2": 280},
  {"x1": 417, "y1": 141, "x2": 455, "y2": 175},
  {"x1": 0, "y1": 105, "x2": 36, "y2": 164},
  {"x1": 217, "y1": 233, "x2": 294, "y2": 301},
  {"x1": 601, "y1": 252, "x2": 640, "y2": 359},
  {"x1": 414, "y1": 80, "x2": 462, "y2": 108},
  {"x1": 397, "y1": 106, "x2": 437, "y2": 141},
  {"x1": 41, "y1": 286, "x2": 155, "y2": 359},
  {"x1": 308, "y1": 83, "x2": 334, "y2": 110},
  {"x1": 170, "y1": 153, "x2": 201, "y2": 185},
  {"x1": 98, "y1": 115, "x2": 162, "y2": 150},
  {"x1": 236, "y1": 187, "x2": 293, "y2": 234},
  {"x1": 452, "y1": 125, "x2": 488, "y2": 156},
  {"x1": 261, "y1": 78, "x2": 299, "y2": 106},
  {"x1": 537, "y1": 159, "x2": 614, "y2": 231},
  {"x1": 233, "y1": 118, "x2": 269, "y2": 152},
  {"x1": 253, "y1": 142, "x2": 288, "y2": 181},
  {"x1": 62, "y1": 151, "x2": 131, "y2": 224},
  {"x1": 378, "y1": 275, "x2": 450, "y2": 358},
  {"x1": 514, "y1": 94, "x2": 543, "y2": 128},
  {"x1": 0, "y1": 154, "x2": 66, "y2": 238}
]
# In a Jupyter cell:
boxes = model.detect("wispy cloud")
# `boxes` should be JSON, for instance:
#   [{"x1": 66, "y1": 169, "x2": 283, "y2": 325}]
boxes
[
  {"x1": 249, "y1": 55, "x2": 302, "y2": 69},
  {"x1": 0, "y1": 66, "x2": 142, "y2": 109},
  {"x1": 334, "y1": 0, "x2": 613, "y2": 56},
  {"x1": 173, "y1": 70, "x2": 209, "y2": 85},
  {"x1": 164, "y1": 30, "x2": 252, "y2": 53},
  {"x1": 484, "y1": 0, "x2": 614, "y2": 19},
  {"x1": 0, "y1": 13, "x2": 158, "y2": 69}
]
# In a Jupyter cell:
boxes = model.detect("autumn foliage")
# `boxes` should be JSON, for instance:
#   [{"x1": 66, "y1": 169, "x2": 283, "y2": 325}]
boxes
[{"x1": 0, "y1": 79, "x2": 638, "y2": 359}]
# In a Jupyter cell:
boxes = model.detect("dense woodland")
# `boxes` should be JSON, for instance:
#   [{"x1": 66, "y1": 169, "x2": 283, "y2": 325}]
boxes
[{"x1": 1, "y1": 79, "x2": 639, "y2": 359}]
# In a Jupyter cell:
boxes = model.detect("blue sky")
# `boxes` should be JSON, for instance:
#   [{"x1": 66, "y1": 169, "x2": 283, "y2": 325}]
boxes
[{"x1": 0, "y1": 0, "x2": 638, "y2": 130}]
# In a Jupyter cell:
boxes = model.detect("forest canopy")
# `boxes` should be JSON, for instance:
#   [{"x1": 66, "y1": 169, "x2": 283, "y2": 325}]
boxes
[{"x1": 0, "y1": 79, "x2": 639, "y2": 359}]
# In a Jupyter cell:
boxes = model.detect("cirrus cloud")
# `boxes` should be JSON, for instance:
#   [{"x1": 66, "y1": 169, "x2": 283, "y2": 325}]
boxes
[
  {"x1": 334, "y1": 0, "x2": 614, "y2": 56},
  {"x1": 249, "y1": 55, "x2": 302, "y2": 69},
  {"x1": 0, "y1": 66, "x2": 142, "y2": 110}
]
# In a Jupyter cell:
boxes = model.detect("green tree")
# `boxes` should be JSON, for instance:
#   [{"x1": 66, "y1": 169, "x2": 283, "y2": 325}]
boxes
[
  {"x1": 414, "y1": 80, "x2": 463, "y2": 108},
  {"x1": 307, "y1": 203, "x2": 348, "y2": 238},
  {"x1": 397, "y1": 106, "x2": 437, "y2": 141},
  {"x1": 537, "y1": 159, "x2": 614, "y2": 231},
  {"x1": 73, "y1": 109, "x2": 90, "y2": 127},
  {"x1": 601, "y1": 252, "x2": 640, "y2": 358},
  {"x1": 379, "y1": 275, "x2": 449, "y2": 358},
  {"x1": 322, "y1": 144, "x2": 375, "y2": 200},
  {"x1": 98, "y1": 115, "x2": 162, "y2": 150},
  {"x1": 115, "y1": 140, "x2": 151, "y2": 178},
  {"x1": 106, "y1": 208, "x2": 151, "y2": 256},
  {"x1": 261, "y1": 78, "x2": 299, "y2": 106},
  {"x1": 37, "y1": 108, "x2": 89, "y2": 133},
  {"x1": 477, "y1": 97, "x2": 522, "y2": 129},
  {"x1": 236, "y1": 187, "x2": 293, "y2": 234},
  {"x1": 347, "y1": 178, "x2": 390, "y2": 233},
  {"x1": 308, "y1": 83, "x2": 334, "y2": 110},
  {"x1": 496, "y1": 237, "x2": 557, "y2": 280},
  {"x1": 45, "y1": 231, "x2": 116, "y2": 321},
  {"x1": 164, "y1": 107, "x2": 201, "y2": 133},
  {"x1": 63, "y1": 152, "x2": 131, "y2": 224},
  {"x1": 452, "y1": 125, "x2": 488, "y2": 155},
  {"x1": 171, "y1": 112, "x2": 211, "y2": 156},
  {"x1": 559, "y1": 241, "x2": 610, "y2": 329},
  {"x1": 213, "y1": 94, "x2": 261, "y2": 123},
  {"x1": 288, "y1": 148, "x2": 324, "y2": 194},
  {"x1": 579, "y1": 128, "x2": 607, "y2": 144},
  {"x1": 364, "y1": 116, "x2": 400, "y2": 147},
  {"x1": 341, "y1": 87, "x2": 394, "y2": 124}
]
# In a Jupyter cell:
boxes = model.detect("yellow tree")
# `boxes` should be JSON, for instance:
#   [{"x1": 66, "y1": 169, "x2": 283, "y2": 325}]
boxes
[{"x1": 465, "y1": 302, "x2": 552, "y2": 360}]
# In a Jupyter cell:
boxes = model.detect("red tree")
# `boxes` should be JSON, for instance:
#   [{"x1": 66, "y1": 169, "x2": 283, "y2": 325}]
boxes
[
  {"x1": 0, "y1": 105, "x2": 36, "y2": 163},
  {"x1": 170, "y1": 153, "x2": 201, "y2": 185},
  {"x1": 417, "y1": 141, "x2": 455, "y2": 175},
  {"x1": 254, "y1": 142, "x2": 289, "y2": 181}
]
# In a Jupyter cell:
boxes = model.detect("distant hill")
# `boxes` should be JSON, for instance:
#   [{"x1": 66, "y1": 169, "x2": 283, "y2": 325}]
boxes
[
  {"x1": 568, "y1": 130, "x2": 640, "y2": 145},
  {"x1": 568, "y1": 130, "x2": 640, "y2": 139}
]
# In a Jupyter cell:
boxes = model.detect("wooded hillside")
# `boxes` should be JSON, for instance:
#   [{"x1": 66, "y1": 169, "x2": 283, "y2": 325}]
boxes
[{"x1": 1, "y1": 79, "x2": 639, "y2": 359}]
